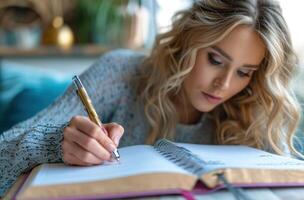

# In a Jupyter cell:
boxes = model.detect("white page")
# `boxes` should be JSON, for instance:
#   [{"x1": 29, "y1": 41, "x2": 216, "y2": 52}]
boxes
[
  {"x1": 30, "y1": 145, "x2": 193, "y2": 186},
  {"x1": 178, "y1": 143, "x2": 304, "y2": 172}
]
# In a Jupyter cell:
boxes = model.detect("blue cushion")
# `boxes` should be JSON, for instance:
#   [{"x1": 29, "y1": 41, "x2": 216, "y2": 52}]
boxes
[{"x1": 0, "y1": 62, "x2": 70, "y2": 132}]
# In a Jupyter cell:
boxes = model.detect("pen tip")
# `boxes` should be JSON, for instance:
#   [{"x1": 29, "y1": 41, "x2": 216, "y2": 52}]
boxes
[{"x1": 113, "y1": 149, "x2": 120, "y2": 161}]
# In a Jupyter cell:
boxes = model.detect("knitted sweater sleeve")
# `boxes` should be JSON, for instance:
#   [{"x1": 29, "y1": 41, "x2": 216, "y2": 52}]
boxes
[{"x1": 0, "y1": 49, "x2": 142, "y2": 197}]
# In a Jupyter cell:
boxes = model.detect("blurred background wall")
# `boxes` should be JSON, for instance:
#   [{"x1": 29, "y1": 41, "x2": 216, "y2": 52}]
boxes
[{"x1": 0, "y1": 0, "x2": 192, "y2": 132}]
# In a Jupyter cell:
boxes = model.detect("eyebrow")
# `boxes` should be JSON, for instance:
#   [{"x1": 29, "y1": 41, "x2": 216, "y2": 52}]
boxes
[
  {"x1": 210, "y1": 46, "x2": 259, "y2": 70},
  {"x1": 211, "y1": 46, "x2": 232, "y2": 61},
  {"x1": 242, "y1": 64, "x2": 259, "y2": 70}
]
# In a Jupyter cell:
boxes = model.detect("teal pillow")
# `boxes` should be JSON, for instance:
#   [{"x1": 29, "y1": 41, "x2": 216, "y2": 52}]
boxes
[{"x1": 0, "y1": 62, "x2": 70, "y2": 132}]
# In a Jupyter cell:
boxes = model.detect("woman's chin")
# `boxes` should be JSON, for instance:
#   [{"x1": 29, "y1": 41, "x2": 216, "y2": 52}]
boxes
[{"x1": 195, "y1": 104, "x2": 218, "y2": 113}]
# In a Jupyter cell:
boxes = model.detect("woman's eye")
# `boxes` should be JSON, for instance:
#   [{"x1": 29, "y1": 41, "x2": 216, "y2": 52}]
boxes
[
  {"x1": 237, "y1": 70, "x2": 251, "y2": 78},
  {"x1": 208, "y1": 53, "x2": 222, "y2": 65}
]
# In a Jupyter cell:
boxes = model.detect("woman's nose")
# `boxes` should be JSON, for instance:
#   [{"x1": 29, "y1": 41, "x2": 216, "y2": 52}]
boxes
[{"x1": 213, "y1": 71, "x2": 234, "y2": 90}]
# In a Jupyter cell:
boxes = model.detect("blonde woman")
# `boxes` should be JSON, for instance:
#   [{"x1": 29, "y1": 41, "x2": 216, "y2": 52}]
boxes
[{"x1": 0, "y1": 0, "x2": 302, "y2": 196}]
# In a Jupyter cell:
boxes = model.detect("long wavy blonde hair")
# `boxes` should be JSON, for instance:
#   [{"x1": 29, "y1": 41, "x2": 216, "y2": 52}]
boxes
[{"x1": 139, "y1": 0, "x2": 302, "y2": 157}]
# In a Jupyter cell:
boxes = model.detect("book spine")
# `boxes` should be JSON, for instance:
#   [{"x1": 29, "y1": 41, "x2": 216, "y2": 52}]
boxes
[{"x1": 154, "y1": 139, "x2": 206, "y2": 176}]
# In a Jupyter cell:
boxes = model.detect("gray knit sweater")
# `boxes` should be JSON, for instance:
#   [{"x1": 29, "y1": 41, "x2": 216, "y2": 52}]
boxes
[{"x1": 0, "y1": 49, "x2": 215, "y2": 196}]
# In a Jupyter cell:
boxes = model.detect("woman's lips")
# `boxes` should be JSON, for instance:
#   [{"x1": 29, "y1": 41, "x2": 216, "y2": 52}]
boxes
[{"x1": 202, "y1": 92, "x2": 222, "y2": 104}]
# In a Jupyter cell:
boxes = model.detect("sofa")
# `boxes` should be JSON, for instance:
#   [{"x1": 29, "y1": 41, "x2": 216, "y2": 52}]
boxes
[{"x1": 0, "y1": 60, "x2": 70, "y2": 132}]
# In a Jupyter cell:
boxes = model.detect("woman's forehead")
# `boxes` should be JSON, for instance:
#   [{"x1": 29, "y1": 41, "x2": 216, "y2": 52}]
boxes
[{"x1": 212, "y1": 25, "x2": 266, "y2": 66}]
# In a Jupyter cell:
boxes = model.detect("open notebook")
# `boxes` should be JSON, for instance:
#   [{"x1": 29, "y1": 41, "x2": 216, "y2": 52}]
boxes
[{"x1": 15, "y1": 139, "x2": 304, "y2": 200}]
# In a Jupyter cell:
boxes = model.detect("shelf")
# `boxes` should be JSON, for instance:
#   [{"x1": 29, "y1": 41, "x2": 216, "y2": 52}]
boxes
[{"x1": 0, "y1": 45, "x2": 113, "y2": 58}]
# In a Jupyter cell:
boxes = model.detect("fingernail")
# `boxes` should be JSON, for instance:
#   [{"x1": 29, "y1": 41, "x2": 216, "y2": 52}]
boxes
[
  {"x1": 113, "y1": 136, "x2": 120, "y2": 146},
  {"x1": 106, "y1": 143, "x2": 117, "y2": 152}
]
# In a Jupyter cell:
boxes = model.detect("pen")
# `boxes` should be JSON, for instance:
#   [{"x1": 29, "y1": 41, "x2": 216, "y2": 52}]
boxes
[{"x1": 72, "y1": 75, "x2": 120, "y2": 161}]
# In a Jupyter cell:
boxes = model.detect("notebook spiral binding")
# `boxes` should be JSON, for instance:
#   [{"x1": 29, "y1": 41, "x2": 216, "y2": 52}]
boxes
[
  {"x1": 154, "y1": 139, "x2": 206, "y2": 176},
  {"x1": 154, "y1": 139, "x2": 253, "y2": 200}
]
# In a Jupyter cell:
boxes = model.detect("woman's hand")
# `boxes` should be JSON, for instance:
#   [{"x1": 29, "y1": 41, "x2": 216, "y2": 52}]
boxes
[{"x1": 62, "y1": 115, "x2": 124, "y2": 166}]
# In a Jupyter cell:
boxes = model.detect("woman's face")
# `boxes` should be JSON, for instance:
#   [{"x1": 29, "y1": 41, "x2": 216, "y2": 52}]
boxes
[{"x1": 183, "y1": 25, "x2": 266, "y2": 113}]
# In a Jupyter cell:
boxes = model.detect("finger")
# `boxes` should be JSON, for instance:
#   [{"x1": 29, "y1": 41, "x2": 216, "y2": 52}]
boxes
[
  {"x1": 104, "y1": 123, "x2": 124, "y2": 146},
  {"x1": 68, "y1": 141, "x2": 103, "y2": 165},
  {"x1": 62, "y1": 141, "x2": 90, "y2": 166},
  {"x1": 64, "y1": 126, "x2": 111, "y2": 161},
  {"x1": 64, "y1": 153, "x2": 91, "y2": 166},
  {"x1": 69, "y1": 116, "x2": 116, "y2": 152},
  {"x1": 69, "y1": 115, "x2": 107, "y2": 135}
]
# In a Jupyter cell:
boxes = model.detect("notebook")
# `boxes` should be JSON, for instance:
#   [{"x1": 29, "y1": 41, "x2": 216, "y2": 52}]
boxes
[{"x1": 15, "y1": 139, "x2": 304, "y2": 200}]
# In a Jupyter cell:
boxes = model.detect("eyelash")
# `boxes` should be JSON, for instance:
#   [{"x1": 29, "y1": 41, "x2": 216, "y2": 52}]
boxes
[
  {"x1": 207, "y1": 52, "x2": 252, "y2": 78},
  {"x1": 208, "y1": 53, "x2": 222, "y2": 65},
  {"x1": 237, "y1": 70, "x2": 251, "y2": 77}
]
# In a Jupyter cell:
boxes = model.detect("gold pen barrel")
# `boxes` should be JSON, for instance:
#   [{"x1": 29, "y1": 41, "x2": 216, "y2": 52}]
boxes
[
  {"x1": 77, "y1": 88, "x2": 102, "y2": 127},
  {"x1": 73, "y1": 75, "x2": 102, "y2": 126}
]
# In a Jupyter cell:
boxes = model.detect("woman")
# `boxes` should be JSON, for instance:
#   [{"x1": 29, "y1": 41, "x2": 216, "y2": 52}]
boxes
[{"x1": 0, "y1": 0, "x2": 302, "y2": 196}]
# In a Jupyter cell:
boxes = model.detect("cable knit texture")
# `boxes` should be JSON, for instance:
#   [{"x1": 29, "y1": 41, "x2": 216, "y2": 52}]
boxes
[{"x1": 0, "y1": 49, "x2": 216, "y2": 196}]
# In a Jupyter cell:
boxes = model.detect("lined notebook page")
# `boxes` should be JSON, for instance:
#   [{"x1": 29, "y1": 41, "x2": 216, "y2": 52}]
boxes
[
  {"x1": 30, "y1": 145, "x2": 193, "y2": 187},
  {"x1": 178, "y1": 143, "x2": 304, "y2": 172}
]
